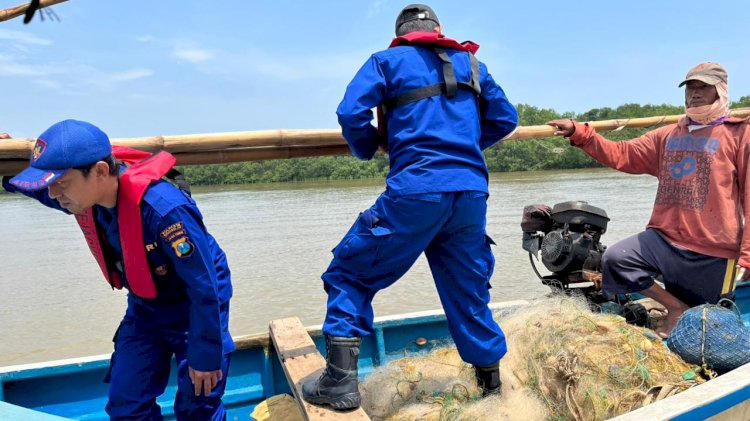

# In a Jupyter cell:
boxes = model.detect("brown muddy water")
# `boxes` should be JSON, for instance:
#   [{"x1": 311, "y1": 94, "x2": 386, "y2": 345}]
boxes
[{"x1": 0, "y1": 168, "x2": 656, "y2": 366}]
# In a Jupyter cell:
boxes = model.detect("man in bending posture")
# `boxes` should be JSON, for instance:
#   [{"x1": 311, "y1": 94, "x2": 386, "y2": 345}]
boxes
[{"x1": 2, "y1": 120, "x2": 234, "y2": 420}]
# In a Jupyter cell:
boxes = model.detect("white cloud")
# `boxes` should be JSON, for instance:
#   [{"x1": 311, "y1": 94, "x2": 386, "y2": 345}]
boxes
[
  {"x1": 75, "y1": 66, "x2": 154, "y2": 92},
  {"x1": 367, "y1": 0, "x2": 390, "y2": 17},
  {"x1": 109, "y1": 68, "x2": 153, "y2": 81},
  {"x1": 0, "y1": 29, "x2": 55, "y2": 77},
  {"x1": 33, "y1": 79, "x2": 63, "y2": 90},
  {"x1": 173, "y1": 47, "x2": 214, "y2": 63},
  {"x1": 0, "y1": 53, "x2": 153, "y2": 94},
  {"x1": 8, "y1": 43, "x2": 31, "y2": 53},
  {"x1": 126, "y1": 92, "x2": 168, "y2": 102},
  {"x1": 254, "y1": 53, "x2": 364, "y2": 81},
  {"x1": 0, "y1": 29, "x2": 52, "y2": 46},
  {"x1": 0, "y1": 61, "x2": 47, "y2": 76},
  {"x1": 0, "y1": 53, "x2": 57, "y2": 76},
  {"x1": 135, "y1": 35, "x2": 155, "y2": 43},
  {"x1": 182, "y1": 44, "x2": 372, "y2": 82}
]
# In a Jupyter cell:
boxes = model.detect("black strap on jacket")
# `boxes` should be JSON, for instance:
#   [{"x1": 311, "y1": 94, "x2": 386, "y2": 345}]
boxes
[
  {"x1": 165, "y1": 168, "x2": 192, "y2": 197},
  {"x1": 382, "y1": 47, "x2": 481, "y2": 112}
]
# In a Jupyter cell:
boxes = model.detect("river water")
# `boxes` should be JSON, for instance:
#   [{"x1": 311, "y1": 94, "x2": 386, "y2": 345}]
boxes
[{"x1": 0, "y1": 168, "x2": 657, "y2": 366}]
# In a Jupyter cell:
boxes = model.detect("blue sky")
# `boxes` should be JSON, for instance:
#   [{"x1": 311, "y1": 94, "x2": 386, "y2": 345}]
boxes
[{"x1": 1, "y1": 0, "x2": 749, "y2": 139}]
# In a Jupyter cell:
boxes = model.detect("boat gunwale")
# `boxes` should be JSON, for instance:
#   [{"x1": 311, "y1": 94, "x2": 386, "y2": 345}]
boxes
[
  {"x1": 4, "y1": 297, "x2": 750, "y2": 420},
  {"x1": 0, "y1": 300, "x2": 530, "y2": 379}
]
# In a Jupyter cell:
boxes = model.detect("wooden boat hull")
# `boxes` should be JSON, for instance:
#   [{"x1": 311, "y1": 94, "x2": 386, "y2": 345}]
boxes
[
  {"x1": 3, "y1": 284, "x2": 750, "y2": 420},
  {"x1": 0, "y1": 301, "x2": 526, "y2": 420}
]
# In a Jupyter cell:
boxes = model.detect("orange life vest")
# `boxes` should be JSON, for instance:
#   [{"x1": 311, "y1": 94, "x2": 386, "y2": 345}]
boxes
[{"x1": 75, "y1": 146, "x2": 177, "y2": 299}]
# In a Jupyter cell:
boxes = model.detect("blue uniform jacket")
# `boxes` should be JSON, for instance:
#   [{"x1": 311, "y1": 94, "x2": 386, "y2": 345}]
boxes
[
  {"x1": 337, "y1": 44, "x2": 518, "y2": 196},
  {"x1": 2, "y1": 175, "x2": 234, "y2": 372}
]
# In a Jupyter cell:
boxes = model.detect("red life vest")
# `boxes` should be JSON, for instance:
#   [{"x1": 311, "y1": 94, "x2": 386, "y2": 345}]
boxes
[
  {"x1": 387, "y1": 31, "x2": 479, "y2": 53},
  {"x1": 75, "y1": 146, "x2": 177, "y2": 299},
  {"x1": 377, "y1": 32, "x2": 482, "y2": 143}
]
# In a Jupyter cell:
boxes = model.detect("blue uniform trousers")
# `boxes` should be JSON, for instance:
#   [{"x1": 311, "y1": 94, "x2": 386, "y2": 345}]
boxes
[
  {"x1": 322, "y1": 190, "x2": 507, "y2": 366},
  {"x1": 105, "y1": 315, "x2": 231, "y2": 420}
]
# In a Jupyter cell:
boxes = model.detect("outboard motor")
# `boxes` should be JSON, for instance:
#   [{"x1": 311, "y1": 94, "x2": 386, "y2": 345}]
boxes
[
  {"x1": 521, "y1": 201, "x2": 610, "y2": 301},
  {"x1": 521, "y1": 201, "x2": 659, "y2": 327}
]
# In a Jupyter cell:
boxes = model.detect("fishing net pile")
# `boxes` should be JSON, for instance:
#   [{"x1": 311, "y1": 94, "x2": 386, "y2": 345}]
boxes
[
  {"x1": 360, "y1": 296, "x2": 705, "y2": 421},
  {"x1": 360, "y1": 345, "x2": 545, "y2": 421}
]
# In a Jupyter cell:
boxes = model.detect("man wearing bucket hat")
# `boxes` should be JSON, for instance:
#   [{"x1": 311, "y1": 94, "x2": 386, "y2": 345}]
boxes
[
  {"x1": 548, "y1": 62, "x2": 750, "y2": 338},
  {"x1": 302, "y1": 4, "x2": 518, "y2": 409},
  {"x1": 1, "y1": 120, "x2": 234, "y2": 420}
]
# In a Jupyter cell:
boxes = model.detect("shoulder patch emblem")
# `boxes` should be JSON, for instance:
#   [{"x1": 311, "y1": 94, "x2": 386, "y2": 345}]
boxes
[
  {"x1": 171, "y1": 237, "x2": 194, "y2": 258},
  {"x1": 161, "y1": 221, "x2": 186, "y2": 242}
]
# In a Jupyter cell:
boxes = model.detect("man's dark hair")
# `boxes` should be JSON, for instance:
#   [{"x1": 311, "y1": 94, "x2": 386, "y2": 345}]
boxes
[
  {"x1": 395, "y1": 4, "x2": 440, "y2": 36},
  {"x1": 396, "y1": 19, "x2": 439, "y2": 36},
  {"x1": 74, "y1": 155, "x2": 118, "y2": 177}
]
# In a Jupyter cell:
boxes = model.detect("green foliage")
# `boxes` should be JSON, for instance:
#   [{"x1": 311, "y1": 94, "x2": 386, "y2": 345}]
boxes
[
  {"x1": 181, "y1": 154, "x2": 390, "y2": 185},
  {"x1": 732, "y1": 95, "x2": 750, "y2": 108},
  {"x1": 577, "y1": 103, "x2": 684, "y2": 121},
  {"x1": 481, "y1": 100, "x2": 747, "y2": 173},
  {"x1": 175, "y1": 99, "x2": 748, "y2": 185},
  {"x1": 484, "y1": 136, "x2": 599, "y2": 172},
  {"x1": 515, "y1": 103, "x2": 572, "y2": 125}
]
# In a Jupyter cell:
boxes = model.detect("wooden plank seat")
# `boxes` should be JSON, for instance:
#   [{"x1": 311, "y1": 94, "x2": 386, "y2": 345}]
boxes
[{"x1": 269, "y1": 317, "x2": 370, "y2": 421}]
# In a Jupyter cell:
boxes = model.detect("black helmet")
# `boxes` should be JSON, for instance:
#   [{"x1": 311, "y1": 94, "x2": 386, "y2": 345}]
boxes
[{"x1": 395, "y1": 4, "x2": 440, "y2": 35}]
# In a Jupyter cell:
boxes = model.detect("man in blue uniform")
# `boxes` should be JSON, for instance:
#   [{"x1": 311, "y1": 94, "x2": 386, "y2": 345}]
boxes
[
  {"x1": 1, "y1": 120, "x2": 234, "y2": 420},
  {"x1": 302, "y1": 4, "x2": 518, "y2": 410}
]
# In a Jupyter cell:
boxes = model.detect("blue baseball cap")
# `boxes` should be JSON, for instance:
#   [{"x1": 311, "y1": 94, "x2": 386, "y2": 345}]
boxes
[{"x1": 9, "y1": 119, "x2": 112, "y2": 191}]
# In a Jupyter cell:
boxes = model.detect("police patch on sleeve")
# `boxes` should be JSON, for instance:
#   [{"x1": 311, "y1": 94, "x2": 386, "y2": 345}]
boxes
[
  {"x1": 171, "y1": 237, "x2": 195, "y2": 258},
  {"x1": 161, "y1": 221, "x2": 187, "y2": 242}
]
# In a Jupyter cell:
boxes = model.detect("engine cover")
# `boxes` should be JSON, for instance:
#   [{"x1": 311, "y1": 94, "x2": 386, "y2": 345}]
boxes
[
  {"x1": 550, "y1": 201, "x2": 609, "y2": 233},
  {"x1": 521, "y1": 200, "x2": 609, "y2": 276}
]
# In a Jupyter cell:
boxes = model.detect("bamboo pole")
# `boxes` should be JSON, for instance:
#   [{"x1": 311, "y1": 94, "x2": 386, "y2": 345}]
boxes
[
  {"x1": 505, "y1": 107, "x2": 750, "y2": 140},
  {"x1": 173, "y1": 144, "x2": 353, "y2": 165},
  {"x1": 1, "y1": 108, "x2": 749, "y2": 175},
  {"x1": 1, "y1": 160, "x2": 26, "y2": 175},
  {"x1": 0, "y1": 129, "x2": 347, "y2": 160},
  {"x1": 119, "y1": 128, "x2": 346, "y2": 154},
  {"x1": 0, "y1": 0, "x2": 68, "y2": 23},
  {"x1": 0, "y1": 145, "x2": 355, "y2": 175}
]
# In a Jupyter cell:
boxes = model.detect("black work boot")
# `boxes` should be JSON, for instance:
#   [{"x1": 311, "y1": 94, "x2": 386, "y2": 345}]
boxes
[
  {"x1": 302, "y1": 336, "x2": 361, "y2": 410},
  {"x1": 474, "y1": 362, "x2": 502, "y2": 397}
]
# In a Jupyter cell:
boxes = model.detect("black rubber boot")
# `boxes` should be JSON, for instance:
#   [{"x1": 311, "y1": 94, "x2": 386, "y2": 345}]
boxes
[
  {"x1": 302, "y1": 336, "x2": 361, "y2": 410},
  {"x1": 475, "y1": 362, "x2": 502, "y2": 397}
]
